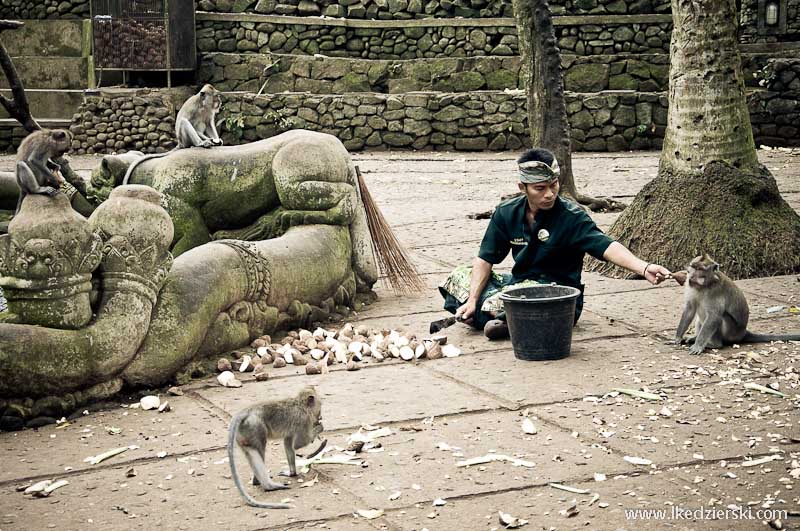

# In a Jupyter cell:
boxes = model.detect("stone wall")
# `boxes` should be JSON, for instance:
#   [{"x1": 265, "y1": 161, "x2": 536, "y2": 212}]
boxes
[
  {"x1": 0, "y1": 0, "x2": 89, "y2": 19},
  {"x1": 68, "y1": 91, "x2": 178, "y2": 155},
  {"x1": 196, "y1": 19, "x2": 672, "y2": 58},
  {"x1": 195, "y1": 0, "x2": 669, "y2": 18},
  {"x1": 199, "y1": 52, "x2": 672, "y2": 93}
]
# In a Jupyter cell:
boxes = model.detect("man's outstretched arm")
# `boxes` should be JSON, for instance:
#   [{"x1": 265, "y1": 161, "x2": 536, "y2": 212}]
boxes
[
  {"x1": 456, "y1": 256, "x2": 494, "y2": 324},
  {"x1": 603, "y1": 242, "x2": 671, "y2": 285}
]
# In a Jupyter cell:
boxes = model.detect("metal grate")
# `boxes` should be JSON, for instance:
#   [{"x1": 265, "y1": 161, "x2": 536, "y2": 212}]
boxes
[{"x1": 92, "y1": 0, "x2": 169, "y2": 70}]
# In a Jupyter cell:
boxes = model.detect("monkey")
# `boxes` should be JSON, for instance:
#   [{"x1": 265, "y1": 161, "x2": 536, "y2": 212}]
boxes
[
  {"x1": 671, "y1": 254, "x2": 800, "y2": 355},
  {"x1": 122, "y1": 84, "x2": 223, "y2": 185},
  {"x1": 15, "y1": 129, "x2": 72, "y2": 213},
  {"x1": 227, "y1": 386, "x2": 327, "y2": 509}
]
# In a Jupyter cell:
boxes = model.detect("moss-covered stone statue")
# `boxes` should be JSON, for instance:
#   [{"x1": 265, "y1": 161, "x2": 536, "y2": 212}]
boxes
[{"x1": 0, "y1": 131, "x2": 403, "y2": 430}]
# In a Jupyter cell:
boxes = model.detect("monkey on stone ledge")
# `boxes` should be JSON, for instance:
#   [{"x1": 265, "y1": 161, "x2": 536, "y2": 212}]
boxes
[{"x1": 14, "y1": 129, "x2": 72, "y2": 214}]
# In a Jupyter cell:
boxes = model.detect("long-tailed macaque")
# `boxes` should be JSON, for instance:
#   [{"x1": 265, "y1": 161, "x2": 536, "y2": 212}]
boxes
[
  {"x1": 122, "y1": 84, "x2": 223, "y2": 185},
  {"x1": 15, "y1": 129, "x2": 72, "y2": 213},
  {"x1": 672, "y1": 254, "x2": 800, "y2": 355},
  {"x1": 227, "y1": 387, "x2": 326, "y2": 509}
]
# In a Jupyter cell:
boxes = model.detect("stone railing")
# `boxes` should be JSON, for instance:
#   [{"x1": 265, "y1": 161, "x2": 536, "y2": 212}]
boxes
[
  {"x1": 194, "y1": 0, "x2": 669, "y2": 19},
  {"x1": 0, "y1": 0, "x2": 88, "y2": 19},
  {"x1": 196, "y1": 14, "x2": 673, "y2": 58},
  {"x1": 199, "y1": 52, "x2": 671, "y2": 93}
]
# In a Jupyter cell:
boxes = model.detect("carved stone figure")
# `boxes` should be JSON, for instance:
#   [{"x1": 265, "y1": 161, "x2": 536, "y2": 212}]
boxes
[{"x1": 89, "y1": 130, "x2": 378, "y2": 292}]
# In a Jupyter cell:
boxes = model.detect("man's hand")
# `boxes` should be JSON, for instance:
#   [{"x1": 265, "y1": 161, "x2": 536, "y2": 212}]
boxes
[
  {"x1": 455, "y1": 299, "x2": 477, "y2": 324},
  {"x1": 644, "y1": 264, "x2": 672, "y2": 285}
]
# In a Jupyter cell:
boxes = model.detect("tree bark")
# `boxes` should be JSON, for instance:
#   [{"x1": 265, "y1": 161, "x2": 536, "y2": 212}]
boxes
[
  {"x1": 590, "y1": 0, "x2": 800, "y2": 279},
  {"x1": 512, "y1": 0, "x2": 623, "y2": 212}
]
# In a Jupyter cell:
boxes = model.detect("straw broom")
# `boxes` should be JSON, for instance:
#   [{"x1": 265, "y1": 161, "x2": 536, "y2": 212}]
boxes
[{"x1": 355, "y1": 165, "x2": 425, "y2": 294}]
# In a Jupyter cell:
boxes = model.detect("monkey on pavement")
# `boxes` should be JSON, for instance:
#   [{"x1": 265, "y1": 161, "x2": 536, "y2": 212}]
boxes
[
  {"x1": 227, "y1": 387, "x2": 327, "y2": 509},
  {"x1": 122, "y1": 84, "x2": 223, "y2": 185},
  {"x1": 15, "y1": 129, "x2": 72, "y2": 213},
  {"x1": 671, "y1": 254, "x2": 800, "y2": 355}
]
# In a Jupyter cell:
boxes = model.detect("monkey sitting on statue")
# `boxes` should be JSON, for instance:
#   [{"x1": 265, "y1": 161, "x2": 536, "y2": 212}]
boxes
[
  {"x1": 671, "y1": 254, "x2": 800, "y2": 355},
  {"x1": 227, "y1": 387, "x2": 327, "y2": 509},
  {"x1": 123, "y1": 84, "x2": 223, "y2": 185},
  {"x1": 15, "y1": 129, "x2": 73, "y2": 213}
]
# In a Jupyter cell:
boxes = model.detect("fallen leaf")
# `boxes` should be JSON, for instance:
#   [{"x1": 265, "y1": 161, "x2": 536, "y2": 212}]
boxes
[
  {"x1": 357, "y1": 509, "x2": 384, "y2": 520},
  {"x1": 498, "y1": 510, "x2": 529, "y2": 528},
  {"x1": 521, "y1": 417, "x2": 537, "y2": 435}
]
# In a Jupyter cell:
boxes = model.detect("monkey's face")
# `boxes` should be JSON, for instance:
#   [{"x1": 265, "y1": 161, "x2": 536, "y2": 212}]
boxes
[
  {"x1": 687, "y1": 255, "x2": 719, "y2": 288},
  {"x1": 50, "y1": 129, "x2": 73, "y2": 156},
  {"x1": 201, "y1": 85, "x2": 222, "y2": 113}
]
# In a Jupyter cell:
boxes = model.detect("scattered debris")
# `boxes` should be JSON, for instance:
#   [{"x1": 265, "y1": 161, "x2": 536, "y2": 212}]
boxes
[
  {"x1": 559, "y1": 501, "x2": 579, "y2": 518},
  {"x1": 623, "y1": 456, "x2": 653, "y2": 466},
  {"x1": 433, "y1": 498, "x2": 446, "y2": 506},
  {"x1": 357, "y1": 509, "x2": 384, "y2": 520},
  {"x1": 549, "y1": 483, "x2": 591, "y2": 494},
  {"x1": 612, "y1": 388, "x2": 662, "y2": 401},
  {"x1": 348, "y1": 426, "x2": 393, "y2": 444},
  {"x1": 456, "y1": 453, "x2": 535, "y2": 468},
  {"x1": 217, "y1": 371, "x2": 242, "y2": 388},
  {"x1": 743, "y1": 382, "x2": 786, "y2": 398},
  {"x1": 140, "y1": 395, "x2": 160, "y2": 410},
  {"x1": 24, "y1": 479, "x2": 68, "y2": 498},
  {"x1": 84, "y1": 446, "x2": 131, "y2": 465},
  {"x1": 521, "y1": 417, "x2": 537, "y2": 435},
  {"x1": 740, "y1": 454, "x2": 783, "y2": 467},
  {"x1": 498, "y1": 510, "x2": 529, "y2": 528}
]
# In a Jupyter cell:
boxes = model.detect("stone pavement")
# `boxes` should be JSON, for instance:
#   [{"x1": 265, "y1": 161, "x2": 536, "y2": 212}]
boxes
[{"x1": 0, "y1": 149, "x2": 798, "y2": 531}]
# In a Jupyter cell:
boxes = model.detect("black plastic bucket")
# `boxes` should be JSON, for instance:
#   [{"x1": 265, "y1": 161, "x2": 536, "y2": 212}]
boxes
[{"x1": 499, "y1": 284, "x2": 581, "y2": 361}]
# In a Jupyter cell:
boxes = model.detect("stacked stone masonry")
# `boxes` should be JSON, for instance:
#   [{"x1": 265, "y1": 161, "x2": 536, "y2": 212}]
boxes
[
  {"x1": 199, "y1": 52, "x2": 674, "y2": 93},
  {"x1": 196, "y1": 20, "x2": 671, "y2": 58},
  {"x1": 0, "y1": 0, "x2": 88, "y2": 19},
  {"x1": 739, "y1": 0, "x2": 800, "y2": 43},
  {"x1": 65, "y1": 89, "x2": 800, "y2": 155},
  {"x1": 195, "y1": 0, "x2": 669, "y2": 19},
  {"x1": 68, "y1": 92, "x2": 177, "y2": 155}
]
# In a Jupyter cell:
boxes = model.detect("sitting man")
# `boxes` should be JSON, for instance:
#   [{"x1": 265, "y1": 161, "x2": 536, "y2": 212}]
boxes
[{"x1": 439, "y1": 147, "x2": 671, "y2": 339}]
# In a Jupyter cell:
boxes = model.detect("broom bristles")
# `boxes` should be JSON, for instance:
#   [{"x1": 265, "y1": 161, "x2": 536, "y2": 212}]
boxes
[{"x1": 355, "y1": 165, "x2": 425, "y2": 294}]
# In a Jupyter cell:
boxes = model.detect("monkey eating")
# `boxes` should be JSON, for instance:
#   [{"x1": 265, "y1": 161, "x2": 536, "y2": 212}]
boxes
[
  {"x1": 15, "y1": 129, "x2": 73, "y2": 213},
  {"x1": 123, "y1": 84, "x2": 223, "y2": 185},
  {"x1": 227, "y1": 387, "x2": 327, "y2": 509},
  {"x1": 671, "y1": 254, "x2": 800, "y2": 355}
]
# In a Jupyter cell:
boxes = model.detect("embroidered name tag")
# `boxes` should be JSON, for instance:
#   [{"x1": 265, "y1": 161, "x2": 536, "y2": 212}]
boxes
[{"x1": 510, "y1": 238, "x2": 526, "y2": 246}]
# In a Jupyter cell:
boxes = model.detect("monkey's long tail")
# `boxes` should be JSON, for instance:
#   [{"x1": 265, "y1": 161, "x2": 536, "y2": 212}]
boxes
[
  {"x1": 227, "y1": 413, "x2": 292, "y2": 510},
  {"x1": 355, "y1": 165, "x2": 424, "y2": 294},
  {"x1": 121, "y1": 149, "x2": 177, "y2": 185},
  {"x1": 743, "y1": 331, "x2": 800, "y2": 343}
]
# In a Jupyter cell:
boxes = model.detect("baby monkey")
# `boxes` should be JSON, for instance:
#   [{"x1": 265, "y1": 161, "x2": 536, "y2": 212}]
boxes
[
  {"x1": 228, "y1": 386, "x2": 327, "y2": 509},
  {"x1": 672, "y1": 254, "x2": 800, "y2": 355},
  {"x1": 15, "y1": 129, "x2": 72, "y2": 213}
]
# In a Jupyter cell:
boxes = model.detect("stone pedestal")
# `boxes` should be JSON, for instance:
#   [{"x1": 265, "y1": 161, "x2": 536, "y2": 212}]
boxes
[{"x1": 0, "y1": 193, "x2": 102, "y2": 329}]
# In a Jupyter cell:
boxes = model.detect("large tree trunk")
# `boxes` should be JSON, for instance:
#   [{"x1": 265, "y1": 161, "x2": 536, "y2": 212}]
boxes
[
  {"x1": 512, "y1": 0, "x2": 623, "y2": 212},
  {"x1": 591, "y1": 0, "x2": 800, "y2": 279}
]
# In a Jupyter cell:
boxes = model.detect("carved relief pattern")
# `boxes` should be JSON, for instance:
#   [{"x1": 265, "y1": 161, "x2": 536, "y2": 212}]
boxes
[
  {"x1": 216, "y1": 239, "x2": 271, "y2": 302},
  {"x1": 0, "y1": 233, "x2": 103, "y2": 279}
]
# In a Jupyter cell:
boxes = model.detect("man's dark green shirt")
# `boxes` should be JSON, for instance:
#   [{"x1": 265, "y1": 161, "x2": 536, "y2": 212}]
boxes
[{"x1": 478, "y1": 195, "x2": 614, "y2": 289}]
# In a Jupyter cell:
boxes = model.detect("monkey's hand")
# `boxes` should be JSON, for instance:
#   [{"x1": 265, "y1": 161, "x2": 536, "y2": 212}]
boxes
[
  {"x1": 212, "y1": 138, "x2": 223, "y2": 146},
  {"x1": 41, "y1": 186, "x2": 60, "y2": 197}
]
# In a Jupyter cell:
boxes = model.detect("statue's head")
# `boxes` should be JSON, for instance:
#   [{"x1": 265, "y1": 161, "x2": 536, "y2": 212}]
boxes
[{"x1": 88, "y1": 151, "x2": 145, "y2": 204}]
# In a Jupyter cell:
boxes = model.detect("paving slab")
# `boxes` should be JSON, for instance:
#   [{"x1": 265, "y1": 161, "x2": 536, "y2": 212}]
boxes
[
  {"x1": 323, "y1": 409, "x2": 636, "y2": 511},
  {"x1": 586, "y1": 283, "x2": 793, "y2": 334},
  {"x1": 381, "y1": 470, "x2": 742, "y2": 531},
  {"x1": 423, "y1": 336, "x2": 732, "y2": 407},
  {"x1": 0, "y1": 394, "x2": 226, "y2": 484},
  {"x1": 737, "y1": 274, "x2": 800, "y2": 306},
  {"x1": 0, "y1": 447, "x2": 373, "y2": 531},
  {"x1": 194, "y1": 363, "x2": 504, "y2": 432},
  {"x1": 533, "y1": 380, "x2": 799, "y2": 467}
]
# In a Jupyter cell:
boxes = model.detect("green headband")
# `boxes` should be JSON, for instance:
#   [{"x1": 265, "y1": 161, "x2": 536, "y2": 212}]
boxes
[{"x1": 519, "y1": 159, "x2": 560, "y2": 183}]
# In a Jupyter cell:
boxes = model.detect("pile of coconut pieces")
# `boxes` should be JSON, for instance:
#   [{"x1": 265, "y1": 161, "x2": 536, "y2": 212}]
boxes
[{"x1": 217, "y1": 323, "x2": 461, "y2": 387}]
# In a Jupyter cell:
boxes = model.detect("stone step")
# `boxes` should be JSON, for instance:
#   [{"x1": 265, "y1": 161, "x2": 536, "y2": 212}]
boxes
[
  {"x1": 0, "y1": 89, "x2": 85, "y2": 120},
  {"x1": 0, "y1": 118, "x2": 73, "y2": 153},
  {"x1": 2, "y1": 20, "x2": 89, "y2": 58},
  {"x1": 196, "y1": 12, "x2": 674, "y2": 58},
  {"x1": 0, "y1": 57, "x2": 91, "y2": 90}
]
